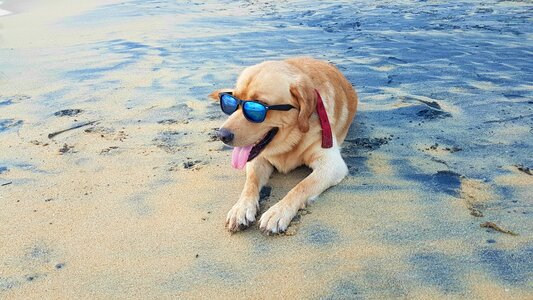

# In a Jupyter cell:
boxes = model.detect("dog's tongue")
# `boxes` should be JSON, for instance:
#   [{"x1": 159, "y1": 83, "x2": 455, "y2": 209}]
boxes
[{"x1": 231, "y1": 145, "x2": 253, "y2": 170}]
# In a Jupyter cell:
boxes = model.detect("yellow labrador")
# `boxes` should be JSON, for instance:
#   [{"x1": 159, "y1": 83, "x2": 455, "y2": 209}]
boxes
[{"x1": 209, "y1": 57, "x2": 358, "y2": 234}]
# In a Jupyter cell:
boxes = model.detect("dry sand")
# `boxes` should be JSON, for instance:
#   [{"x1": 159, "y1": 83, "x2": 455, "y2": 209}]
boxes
[{"x1": 1, "y1": 0, "x2": 532, "y2": 299}]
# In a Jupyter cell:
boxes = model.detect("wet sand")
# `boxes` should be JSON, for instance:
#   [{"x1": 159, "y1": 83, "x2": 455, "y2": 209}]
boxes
[{"x1": 1, "y1": 0, "x2": 532, "y2": 298}]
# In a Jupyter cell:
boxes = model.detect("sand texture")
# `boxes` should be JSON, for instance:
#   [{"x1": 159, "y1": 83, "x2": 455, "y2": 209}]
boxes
[{"x1": 1, "y1": 0, "x2": 532, "y2": 299}]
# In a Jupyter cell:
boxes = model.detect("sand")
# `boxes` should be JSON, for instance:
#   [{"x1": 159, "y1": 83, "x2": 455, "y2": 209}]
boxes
[{"x1": 1, "y1": 0, "x2": 532, "y2": 299}]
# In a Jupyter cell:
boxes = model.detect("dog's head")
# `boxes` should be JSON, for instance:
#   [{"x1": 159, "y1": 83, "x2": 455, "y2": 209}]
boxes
[{"x1": 209, "y1": 61, "x2": 316, "y2": 169}]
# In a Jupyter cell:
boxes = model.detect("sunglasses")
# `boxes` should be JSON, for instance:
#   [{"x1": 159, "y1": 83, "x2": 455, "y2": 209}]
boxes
[{"x1": 219, "y1": 92, "x2": 295, "y2": 123}]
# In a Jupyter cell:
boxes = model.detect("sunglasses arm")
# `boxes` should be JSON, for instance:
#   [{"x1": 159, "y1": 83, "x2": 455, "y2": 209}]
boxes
[{"x1": 267, "y1": 104, "x2": 296, "y2": 111}]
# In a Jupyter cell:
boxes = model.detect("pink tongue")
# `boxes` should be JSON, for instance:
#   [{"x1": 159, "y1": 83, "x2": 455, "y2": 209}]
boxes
[{"x1": 231, "y1": 145, "x2": 254, "y2": 170}]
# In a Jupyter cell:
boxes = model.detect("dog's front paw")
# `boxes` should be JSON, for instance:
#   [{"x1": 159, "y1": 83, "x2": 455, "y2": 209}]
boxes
[
  {"x1": 259, "y1": 203, "x2": 296, "y2": 235},
  {"x1": 225, "y1": 201, "x2": 258, "y2": 232}
]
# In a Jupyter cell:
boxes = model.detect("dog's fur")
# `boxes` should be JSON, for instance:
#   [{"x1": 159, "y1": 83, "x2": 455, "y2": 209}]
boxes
[{"x1": 209, "y1": 57, "x2": 358, "y2": 234}]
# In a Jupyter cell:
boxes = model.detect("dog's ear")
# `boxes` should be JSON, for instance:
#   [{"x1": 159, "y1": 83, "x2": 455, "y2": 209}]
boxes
[
  {"x1": 208, "y1": 88, "x2": 234, "y2": 101},
  {"x1": 290, "y1": 83, "x2": 317, "y2": 133}
]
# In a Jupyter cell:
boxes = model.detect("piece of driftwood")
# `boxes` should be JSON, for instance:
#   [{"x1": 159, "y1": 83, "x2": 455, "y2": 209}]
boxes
[
  {"x1": 480, "y1": 221, "x2": 518, "y2": 236},
  {"x1": 48, "y1": 121, "x2": 97, "y2": 139}
]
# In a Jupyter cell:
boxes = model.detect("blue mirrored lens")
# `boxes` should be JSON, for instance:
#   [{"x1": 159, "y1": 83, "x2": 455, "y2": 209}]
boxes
[
  {"x1": 243, "y1": 101, "x2": 267, "y2": 122},
  {"x1": 220, "y1": 94, "x2": 238, "y2": 115}
]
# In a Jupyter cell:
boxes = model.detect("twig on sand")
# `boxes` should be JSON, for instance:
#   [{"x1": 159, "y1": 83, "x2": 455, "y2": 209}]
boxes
[
  {"x1": 1, "y1": 181, "x2": 12, "y2": 187},
  {"x1": 48, "y1": 121, "x2": 97, "y2": 139},
  {"x1": 480, "y1": 221, "x2": 518, "y2": 236},
  {"x1": 483, "y1": 113, "x2": 533, "y2": 124}
]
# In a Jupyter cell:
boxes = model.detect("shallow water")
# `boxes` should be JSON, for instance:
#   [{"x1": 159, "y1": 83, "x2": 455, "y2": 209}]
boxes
[{"x1": 1, "y1": 0, "x2": 532, "y2": 298}]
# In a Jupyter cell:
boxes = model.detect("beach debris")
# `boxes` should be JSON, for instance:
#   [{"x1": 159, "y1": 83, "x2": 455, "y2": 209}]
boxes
[
  {"x1": 58, "y1": 144, "x2": 74, "y2": 154},
  {"x1": 469, "y1": 208, "x2": 484, "y2": 217},
  {"x1": 30, "y1": 140, "x2": 49, "y2": 146},
  {"x1": 399, "y1": 95, "x2": 452, "y2": 120},
  {"x1": 1, "y1": 181, "x2": 12, "y2": 187},
  {"x1": 54, "y1": 109, "x2": 83, "y2": 117},
  {"x1": 417, "y1": 108, "x2": 452, "y2": 119},
  {"x1": 483, "y1": 113, "x2": 533, "y2": 124},
  {"x1": 168, "y1": 159, "x2": 203, "y2": 171},
  {"x1": 400, "y1": 95, "x2": 442, "y2": 109},
  {"x1": 183, "y1": 160, "x2": 202, "y2": 170},
  {"x1": 208, "y1": 128, "x2": 219, "y2": 142},
  {"x1": 400, "y1": 96, "x2": 452, "y2": 120},
  {"x1": 48, "y1": 121, "x2": 97, "y2": 139},
  {"x1": 157, "y1": 119, "x2": 177, "y2": 125},
  {"x1": 343, "y1": 135, "x2": 393, "y2": 152},
  {"x1": 445, "y1": 146, "x2": 462, "y2": 153},
  {"x1": 480, "y1": 221, "x2": 518, "y2": 236},
  {"x1": 418, "y1": 100, "x2": 441, "y2": 110},
  {"x1": 425, "y1": 143, "x2": 462, "y2": 153},
  {"x1": 515, "y1": 165, "x2": 532, "y2": 176},
  {"x1": 25, "y1": 275, "x2": 37, "y2": 282},
  {"x1": 100, "y1": 146, "x2": 119, "y2": 154},
  {"x1": 157, "y1": 118, "x2": 189, "y2": 125},
  {"x1": 431, "y1": 158, "x2": 450, "y2": 167}
]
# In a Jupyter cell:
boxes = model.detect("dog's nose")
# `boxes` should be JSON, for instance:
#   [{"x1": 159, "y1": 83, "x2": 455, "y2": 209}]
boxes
[{"x1": 217, "y1": 128, "x2": 234, "y2": 144}]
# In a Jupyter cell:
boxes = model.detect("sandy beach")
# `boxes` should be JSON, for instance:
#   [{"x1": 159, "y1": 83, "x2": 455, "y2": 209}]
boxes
[{"x1": 1, "y1": 0, "x2": 532, "y2": 298}]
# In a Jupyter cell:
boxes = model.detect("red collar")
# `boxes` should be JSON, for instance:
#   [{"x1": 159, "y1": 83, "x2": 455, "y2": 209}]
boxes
[{"x1": 315, "y1": 89, "x2": 333, "y2": 148}]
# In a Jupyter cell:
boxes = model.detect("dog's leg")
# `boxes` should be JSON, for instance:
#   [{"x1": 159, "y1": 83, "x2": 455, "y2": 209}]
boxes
[
  {"x1": 259, "y1": 147, "x2": 348, "y2": 234},
  {"x1": 226, "y1": 157, "x2": 273, "y2": 232}
]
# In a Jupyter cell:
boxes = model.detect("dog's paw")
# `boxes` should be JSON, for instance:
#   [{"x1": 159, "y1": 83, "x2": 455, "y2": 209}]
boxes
[
  {"x1": 225, "y1": 201, "x2": 258, "y2": 232},
  {"x1": 259, "y1": 203, "x2": 296, "y2": 235}
]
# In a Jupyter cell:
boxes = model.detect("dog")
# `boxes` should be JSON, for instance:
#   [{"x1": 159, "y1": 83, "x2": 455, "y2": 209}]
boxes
[{"x1": 209, "y1": 57, "x2": 358, "y2": 234}]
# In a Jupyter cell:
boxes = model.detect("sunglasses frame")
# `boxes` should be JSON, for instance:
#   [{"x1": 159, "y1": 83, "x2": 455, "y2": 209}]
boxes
[{"x1": 218, "y1": 92, "x2": 295, "y2": 123}]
